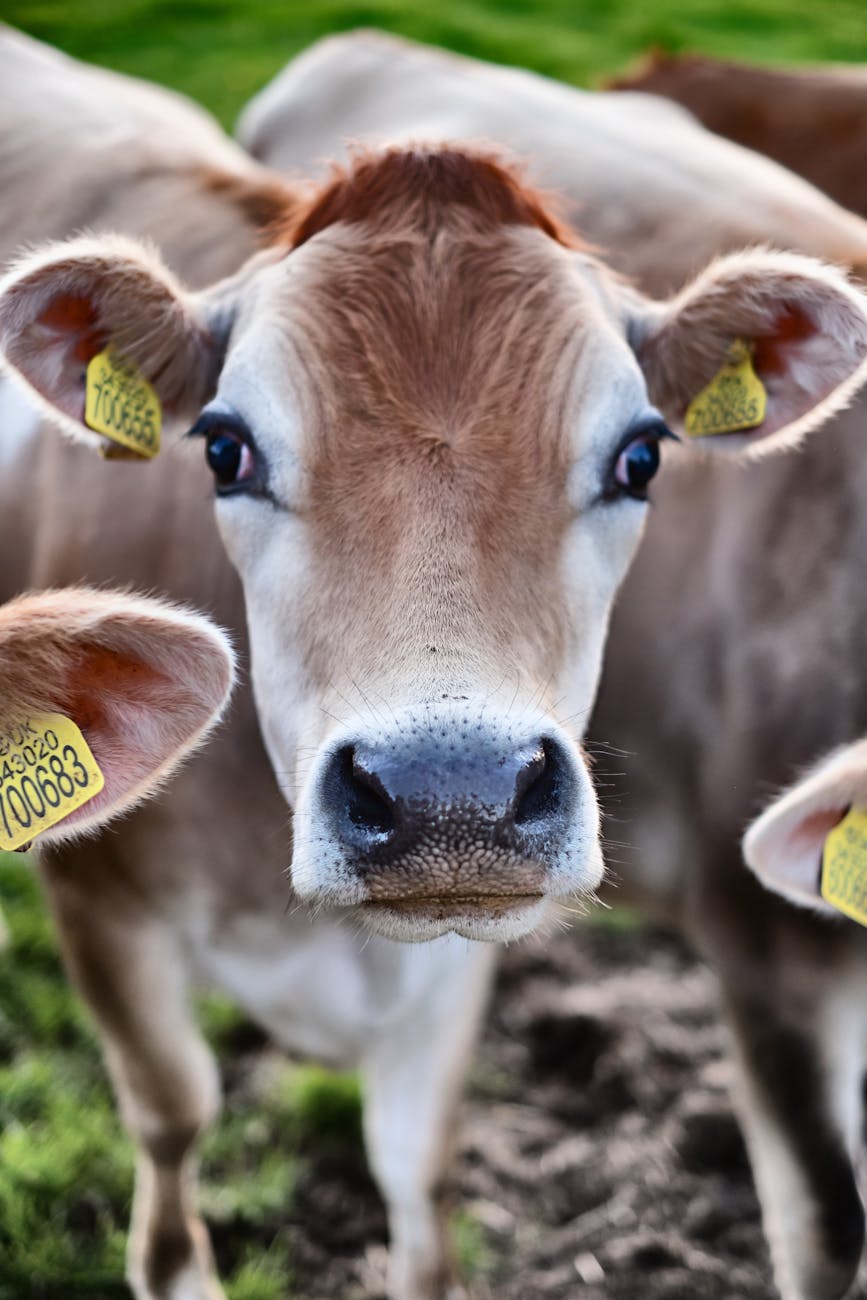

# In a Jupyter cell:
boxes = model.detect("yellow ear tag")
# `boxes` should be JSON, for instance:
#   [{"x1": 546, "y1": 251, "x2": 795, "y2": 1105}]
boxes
[
  {"x1": 85, "y1": 348, "x2": 162, "y2": 459},
  {"x1": 0, "y1": 713, "x2": 105, "y2": 851},
  {"x1": 684, "y1": 338, "x2": 767, "y2": 437},
  {"x1": 820, "y1": 807, "x2": 867, "y2": 926}
]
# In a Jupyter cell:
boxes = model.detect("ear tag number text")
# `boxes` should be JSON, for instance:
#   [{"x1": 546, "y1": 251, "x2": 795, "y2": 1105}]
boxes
[
  {"x1": 685, "y1": 338, "x2": 767, "y2": 437},
  {"x1": 0, "y1": 713, "x2": 105, "y2": 850},
  {"x1": 821, "y1": 807, "x2": 867, "y2": 926},
  {"x1": 85, "y1": 348, "x2": 162, "y2": 459}
]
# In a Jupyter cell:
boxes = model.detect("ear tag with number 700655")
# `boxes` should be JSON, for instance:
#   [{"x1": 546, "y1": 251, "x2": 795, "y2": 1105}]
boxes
[{"x1": 85, "y1": 347, "x2": 162, "y2": 459}]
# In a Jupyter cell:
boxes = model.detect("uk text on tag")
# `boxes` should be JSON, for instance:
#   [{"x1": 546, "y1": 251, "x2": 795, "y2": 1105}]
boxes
[
  {"x1": 685, "y1": 338, "x2": 767, "y2": 437},
  {"x1": 820, "y1": 807, "x2": 867, "y2": 926},
  {"x1": 0, "y1": 713, "x2": 104, "y2": 851},
  {"x1": 85, "y1": 348, "x2": 162, "y2": 459}
]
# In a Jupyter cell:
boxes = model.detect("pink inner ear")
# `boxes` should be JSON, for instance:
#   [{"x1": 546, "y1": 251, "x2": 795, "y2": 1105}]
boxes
[
  {"x1": 37, "y1": 293, "x2": 106, "y2": 364},
  {"x1": 792, "y1": 806, "x2": 847, "y2": 853},
  {"x1": 752, "y1": 305, "x2": 815, "y2": 378},
  {"x1": 56, "y1": 646, "x2": 174, "y2": 831}
]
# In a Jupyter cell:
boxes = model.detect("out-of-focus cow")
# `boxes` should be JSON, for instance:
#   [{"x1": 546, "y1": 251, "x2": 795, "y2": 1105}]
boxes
[
  {"x1": 6, "y1": 79, "x2": 867, "y2": 1300},
  {"x1": 0, "y1": 587, "x2": 235, "y2": 847},
  {"x1": 237, "y1": 31, "x2": 867, "y2": 1300},
  {"x1": 610, "y1": 51, "x2": 867, "y2": 219}
]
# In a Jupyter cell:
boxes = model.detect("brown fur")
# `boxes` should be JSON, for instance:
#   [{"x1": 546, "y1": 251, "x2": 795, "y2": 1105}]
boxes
[
  {"x1": 284, "y1": 200, "x2": 588, "y2": 697},
  {"x1": 282, "y1": 146, "x2": 583, "y2": 249}
]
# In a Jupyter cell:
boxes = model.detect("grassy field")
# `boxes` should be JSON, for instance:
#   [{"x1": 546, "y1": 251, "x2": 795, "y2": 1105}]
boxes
[{"x1": 3, "y1": 1, "x2": 867, "y2": 1297}]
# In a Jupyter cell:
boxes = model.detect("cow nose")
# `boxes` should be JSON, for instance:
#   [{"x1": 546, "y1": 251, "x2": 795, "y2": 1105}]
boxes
[{"x1": 322, "y1": 734, "x2": 571, "y2": 860}]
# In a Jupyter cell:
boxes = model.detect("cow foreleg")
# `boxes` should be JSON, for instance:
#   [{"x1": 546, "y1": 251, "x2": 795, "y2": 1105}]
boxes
[
  {"x1": 360, "y1": 938, "x2": 497, "y2": 1300},
  {"x1": 45, "y1": 879, "x2": 224, "y2": 1300},
  {"x1": 724, "y1": 985, "x2": 865, "y2": 1300}
]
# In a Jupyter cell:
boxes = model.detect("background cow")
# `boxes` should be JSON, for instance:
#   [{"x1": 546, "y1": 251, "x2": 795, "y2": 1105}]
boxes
[
  {"x1": 610, "y1": 51, "x2": 867, "y2": 220},
  {"x1": 238, "y1": 30, "x2": 867, "y2": 1300}
]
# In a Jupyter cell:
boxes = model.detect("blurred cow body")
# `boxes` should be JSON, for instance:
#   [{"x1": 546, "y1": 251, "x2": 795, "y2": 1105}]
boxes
[
  {"x1": 239, "y1": 31, "x2": 867, "y2": 1300},
  {"x1": 237, "y1": 29, "x2": 867, "y2": 295},
  {"x1": 610, "y1": 51, "x2": 867, "y2": 220}
]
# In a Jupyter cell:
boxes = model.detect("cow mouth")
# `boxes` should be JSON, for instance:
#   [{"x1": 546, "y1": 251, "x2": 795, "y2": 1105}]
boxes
[{"x1": 363, "y1": 892, "x2": 543, "y2": 918}]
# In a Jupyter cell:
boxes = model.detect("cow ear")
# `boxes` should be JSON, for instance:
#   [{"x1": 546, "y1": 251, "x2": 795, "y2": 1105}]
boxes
[
  {"x1": 743, "y1": 741, "x2": 867, "y2": 913},
  {"x1": 0, "y1": 589, "x2": 235, "y2": 845},
  {"x1": 0, "y1": 235, "x2": 226, "y2": 448},
  {"x1": 633, "y1": 250, "x2": 867, "y2": 455}
]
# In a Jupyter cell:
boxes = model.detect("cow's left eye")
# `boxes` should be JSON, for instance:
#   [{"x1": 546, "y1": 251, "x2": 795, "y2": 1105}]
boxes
[
  {"x1": 610, "y1": 421, "x2": 671, "y2": 500},
  {"x1": 205, "y1": 429, "x2": 256, "y2": 489}
]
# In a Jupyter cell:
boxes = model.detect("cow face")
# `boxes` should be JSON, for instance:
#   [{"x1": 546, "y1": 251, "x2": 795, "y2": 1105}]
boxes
[{"x1": 3, "y1": 147, "x2": 867, "y2": 940}]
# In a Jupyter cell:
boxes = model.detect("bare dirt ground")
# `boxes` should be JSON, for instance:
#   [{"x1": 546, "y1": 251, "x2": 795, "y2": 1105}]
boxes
[{"x1": 241, "y1": 923, "x2": 785, "y2": 1300}]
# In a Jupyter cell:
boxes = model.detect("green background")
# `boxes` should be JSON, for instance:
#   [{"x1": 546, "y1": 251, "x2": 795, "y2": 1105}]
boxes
[{"x1": 2, "y1": 1, "x2": 867, "y2": 1296}]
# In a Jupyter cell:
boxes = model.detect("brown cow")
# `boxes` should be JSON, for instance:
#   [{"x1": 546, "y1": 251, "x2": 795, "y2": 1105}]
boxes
[
  {"x1": 610, "y1": 51, "x2": 867, "y2": 219},
  {"x1": 4, "y1": 123, "x2": 866, "y2": 1300},
  {"x1": 238, "y1": 31, "x2": 867, "y2": 1300}
]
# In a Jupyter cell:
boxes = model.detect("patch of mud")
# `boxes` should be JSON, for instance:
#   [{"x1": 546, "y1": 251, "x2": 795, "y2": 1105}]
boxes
[{"x1": 256, "y1": 924, "x2": 784, "y2": 1299}]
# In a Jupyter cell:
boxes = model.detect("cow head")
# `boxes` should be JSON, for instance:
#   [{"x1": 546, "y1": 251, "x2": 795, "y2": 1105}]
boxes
[{"x1": 2, "y1": 147, "x2": 867, "y2": 940}]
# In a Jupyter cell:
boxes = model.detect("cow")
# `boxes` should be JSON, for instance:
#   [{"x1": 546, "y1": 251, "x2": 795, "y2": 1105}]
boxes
[
  {"x1": 609, "y1": 51, "x2": 867, "y2": 220},
  {"x1": 4, "y1": 126, "x2": 867, "y2": 1300},
  {"x1": 0, "y1": 587, "x2": 235, "y2": 847},
  {"x1": 236, "y1": 31, "x2": 867, "y2": 1299},
  {"x1": 744, "y1": 739, "x2": 867, "y2": 918}
]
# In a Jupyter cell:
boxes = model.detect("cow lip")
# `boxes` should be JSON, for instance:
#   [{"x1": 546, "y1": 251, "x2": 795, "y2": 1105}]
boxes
[{"x1": 364, "y1": 893, "x2": 543, "y2": 914}]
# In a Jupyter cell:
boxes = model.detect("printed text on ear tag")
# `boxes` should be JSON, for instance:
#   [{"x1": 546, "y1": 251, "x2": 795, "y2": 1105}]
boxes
[
  {"x1": 820, "y1": 807, "x2": 867, "y2": 926},
  {"x1": 684, "y1": 338, "x2": 767, "y2": 437},
  {"x1": 0, "y1": 713, "x2": 105, "y2": 851},
  {"x1": 85, "y1": 348, "x2": 162, "y2": 459}
]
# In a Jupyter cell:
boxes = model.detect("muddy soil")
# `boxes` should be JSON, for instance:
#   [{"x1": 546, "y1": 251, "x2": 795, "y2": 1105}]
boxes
[{"x1": 238, "y1": 922, "x2": 804, "y2": 1300}]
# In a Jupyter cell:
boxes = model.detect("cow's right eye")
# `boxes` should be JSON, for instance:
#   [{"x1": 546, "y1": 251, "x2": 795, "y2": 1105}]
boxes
[{"x1": 205, "y1": 429, "x2": 255, "y2": 489}]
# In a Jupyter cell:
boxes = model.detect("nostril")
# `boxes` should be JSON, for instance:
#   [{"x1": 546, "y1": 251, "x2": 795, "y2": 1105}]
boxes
[
  {"x1": 514, "y1": 737, "x2": 562, "y2": 825},
  {"x1": 338, "y1": 745, "x2": 395, "y2": 837}
]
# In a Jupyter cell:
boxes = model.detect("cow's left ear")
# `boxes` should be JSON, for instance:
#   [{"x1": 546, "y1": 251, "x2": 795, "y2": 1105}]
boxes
[
  {"x1": 632, "y1": 250, "x2": 867, "y2": 454},
  {"x1": 743, "y1": 739, "x2": 867, "y2": 912}
]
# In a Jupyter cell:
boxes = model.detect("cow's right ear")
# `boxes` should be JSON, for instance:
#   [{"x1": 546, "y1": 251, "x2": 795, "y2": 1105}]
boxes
[
  {"x1": 0, "y1": 235, "x2": 227, "y2": 446},
  {"x1": 743, "y1": 739, "x2": 867, "y2": 913}
]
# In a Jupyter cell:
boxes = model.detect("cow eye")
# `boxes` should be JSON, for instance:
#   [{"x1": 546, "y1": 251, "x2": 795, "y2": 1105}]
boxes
[
  {"x1": 610, "y1": 420, "x2": 672, "y2": 501},
  {"x1": 205, "y1": 428, "x2": 256, "y2": 489}
]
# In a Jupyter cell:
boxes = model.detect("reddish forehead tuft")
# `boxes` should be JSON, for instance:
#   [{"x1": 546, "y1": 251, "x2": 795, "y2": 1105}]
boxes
[{"x1": 280, "y1": 146, "x2": 582, "y2": 249}]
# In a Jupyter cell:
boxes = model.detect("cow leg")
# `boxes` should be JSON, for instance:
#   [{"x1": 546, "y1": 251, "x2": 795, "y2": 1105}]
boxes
[
  {"x1": 43, "y1": 871, "x2": 223, "y2": 1300},
  {"x1": 360, "y1": 939, "x2": 497, "y2": 1300},
  {"x1": 724, "y1": 981, "x2": 865, "y2": 1300}
]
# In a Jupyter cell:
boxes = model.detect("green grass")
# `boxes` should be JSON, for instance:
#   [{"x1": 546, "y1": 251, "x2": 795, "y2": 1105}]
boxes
[
  {"x1": 5, "y1": 0, "x2": 867, "y2": 130},
  {"x1": 1, "y1": 2, "x2": 864, "y2": 1291},
  {"x1": 0, "y1": 854, "x2": 362, "y2": 1299}
]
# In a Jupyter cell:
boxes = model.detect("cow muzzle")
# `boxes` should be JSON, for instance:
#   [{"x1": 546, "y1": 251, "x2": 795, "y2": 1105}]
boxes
[{"x1": 291, "y1": 704, "x2": 603, "y2": 941}]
